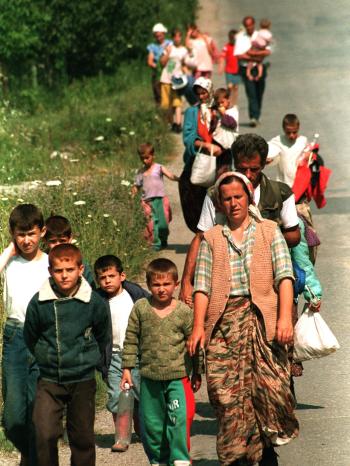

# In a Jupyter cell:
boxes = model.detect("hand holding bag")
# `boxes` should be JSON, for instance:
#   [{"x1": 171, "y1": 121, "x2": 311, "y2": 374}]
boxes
[
  {"x1": 293, "y1": 305, "x2": 340, "y2": 362},
  {"x1": 190, "y1": 144, "x2": 216, "y2": 188}
]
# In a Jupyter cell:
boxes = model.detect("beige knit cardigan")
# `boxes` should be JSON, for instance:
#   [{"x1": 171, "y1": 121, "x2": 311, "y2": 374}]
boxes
[{"x1": 203, "y1": 219, "x2": 279, "y2": 346}]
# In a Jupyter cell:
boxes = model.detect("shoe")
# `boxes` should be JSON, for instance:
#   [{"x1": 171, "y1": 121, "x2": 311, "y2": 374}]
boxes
[
  {"x1": 259, "y1": 446, "x2": 279, "y2": 466},
  {"x1": 249, "y1": 118, "x2": 258, "y2": 127},
  {"x1": 111, "y1": 441, "x2": 129, "y2": 452}
]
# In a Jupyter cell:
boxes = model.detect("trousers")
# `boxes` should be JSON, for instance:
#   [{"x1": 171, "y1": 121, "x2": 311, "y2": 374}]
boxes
[{"x1": 240, "y1": 64, "x2": 267, "y2": 120}]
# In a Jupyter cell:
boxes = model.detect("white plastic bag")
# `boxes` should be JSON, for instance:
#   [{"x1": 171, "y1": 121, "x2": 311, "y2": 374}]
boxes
[
  {"x1": 190, "y1": 145, "x2": 216, "y2": 188},
  {"x1": 293, "y1": 307, "x2": 340, "y2": 362}
]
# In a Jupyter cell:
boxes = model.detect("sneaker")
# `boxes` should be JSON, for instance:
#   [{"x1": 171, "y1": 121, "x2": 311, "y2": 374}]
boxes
[
  {"x1": 249, "y1": 118, "x2": 258, "y2": 127},
  {"x1": 111, "y1": 441, "x2": 129, "y2": 453}
]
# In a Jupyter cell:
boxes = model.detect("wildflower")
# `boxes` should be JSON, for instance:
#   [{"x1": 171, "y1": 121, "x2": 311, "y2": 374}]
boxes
[
  {"x1": 69, "y1": 159, "x2": 80, "y2": 163},
  {"x1": 129, "y1": 131, "x2": 135, "y2": 136},
  {"x1": 103, "y1": 214, "x2": 110, "y2": 218},
  {"x1": 85, "y1": 221, "x2": 90, "y2": 225},
  {"x1": 112, "y1": 220, "x2": 117, "y2": 226},
  {"x1": 50, "y1": 151, "x2": 59, "y2": 159},
  {"x1": 71, "y1": 239, "x2": 78, "y2": 244},
  {"x1": 127, "y1": 44, "x2": 133, "y2": 48},
  {"x1": 73, "y1": 200, "x2": 86, "y2": 206},
  {"x1": 94, "y1": 135, "x2": 104, "y2": 142},
  {"x1": 72, "y1": 192, "x2": 78, "y2": 196},
  {"x1": 105, "y1": 117, "x2": 112, "y2": 123},
  {"x1": 17, "y1": 198, "x2": 24, "y2": 202},
  {"x1": 120, "y1": 127, "x2": 126, "y2": 132},
  {"x1": 121, "y1": 180, "x2": 131, "y2": 187},
  {"x1": 46, "y1": 180, "x2": 62, "y2": 187},
  {"x1": 87, "y1": 214, "x2": 92, "y2": 218},
  {"x1": 1, "y1": 197, "x2": 8, "y2": 201}
]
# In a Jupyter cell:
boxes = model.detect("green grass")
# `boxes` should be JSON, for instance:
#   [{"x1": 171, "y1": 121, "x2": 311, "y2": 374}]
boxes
[{"x1": 0, "y1": 60, "x2": 177, "y2": 454}]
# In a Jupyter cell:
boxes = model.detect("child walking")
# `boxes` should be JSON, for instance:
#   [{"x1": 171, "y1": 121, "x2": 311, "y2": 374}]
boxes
[
  {"x1": 211, "y1": 87, "x2": 239, "y2": 150},
  {"x1": 24, "y1": 244, "x2": 110, "y2": 466},
  {"x1": 44, "y1": 214, "x2": 96, "y2": 288},
  {"x1": 94, "y1": 254, "x2": 149, "y2": 452},
  {"x1": 0, "y1": 203, "x2": 49, "y2": 466},
  {"x1": 219, "y1": 29, "x2": 241, "y2": 105},
  {"x1": 121, "y1": 258, "x2": 203, "y2": 466},
  {"x1": 133, "y1": 143, "x2": 179, "y2": 250}
]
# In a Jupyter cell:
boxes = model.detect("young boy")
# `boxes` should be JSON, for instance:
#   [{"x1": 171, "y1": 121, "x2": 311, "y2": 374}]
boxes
[
  {"x1": 94, "y1": 254, "x2": 149, "y2": 452},
  {"x1": 121, "y1": 258, "x2": 203, "y2": 466},
  {"x1": 44, "y1": 214, "x2": 96, "y2": 288},
  {"x1": 23, "y1": 243, "x2": 110, "y2": 466},
  {"x1": 0, "y1": 203, "x2": 49, "y2": 466},
  {"x1": 219, "y1": 29, "x2": 241, "y2": 105},
  {"x1": 267, "y1": 113, "x2": 308, "y2": 187},
  {"x1": 212, "y1": 87, "x2": 239, "y2": 150}
]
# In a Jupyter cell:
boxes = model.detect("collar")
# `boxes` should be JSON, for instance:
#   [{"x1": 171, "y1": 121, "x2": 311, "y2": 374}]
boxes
[{"x1": 39, "y1": 276, "x2": 92, "y2": 303}]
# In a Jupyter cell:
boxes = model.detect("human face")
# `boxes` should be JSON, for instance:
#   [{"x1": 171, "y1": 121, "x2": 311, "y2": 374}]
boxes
[
  {"x1": 195, "y1": 86, "x2": 209, "y2": 103},
  {"x1": 173, "y1": 32, "x2": 182, "y2": 46},
  {"x1": 283, "y1": 123, "x2": 300, "y2": 142},
  {"x1": 154, "y1": 32, "x2": 165, "y2": 44},
  {"x1": 12, "y1": 225, "x2": 46, "y2": 260},
  {"x1": 219, "y1": 180, "x2": 250, "y2": 225},
  {"x1": 140, "y1": 152, "x2": 154, "y2": 169},
  {"x1": 217, "y1": 96, "x2": 230, "y2": 111},
  {"x1": 96, "y1": 266, "x2": 125, "y2": 298},
  {"x1": 148, "y1": 273, "x2": 178, "y2": 307},
  {"x1": 243, "y1": 18, "x2": 255, "y2": 36},
  {"x1": 49, "y1": 257, "x2": 84, "y2": 296},
  {"x1": 234, "y1": 154, "x2": 263, "y2": 188},
  {"x1": 45, "y1": 235, "x2": 71, "y2": 250}
]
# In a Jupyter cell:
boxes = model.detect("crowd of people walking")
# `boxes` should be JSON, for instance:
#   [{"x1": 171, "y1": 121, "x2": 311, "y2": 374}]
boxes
[{"x1": 0, "y1": 12, "x2": 333, "y2": 466}]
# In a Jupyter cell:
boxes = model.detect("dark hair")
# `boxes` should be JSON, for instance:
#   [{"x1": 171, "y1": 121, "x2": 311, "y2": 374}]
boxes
[
  {"x1": 146, "y1": 258, "x2": 178, "y2": 286},
  {"x1": 260, "y1": 18, "x2": 271, "y2": 29},
  {"x1": 228, "y1": 29, "x2": 238, "y2": 39},
  {"x1": 94, "y1": 255, "x2": 123, "y2": 276},
  {"x1": 45, "y1": 215, "x2": 72, "y2": 239},
  {"x1": 218, "y1": 175, "x2": 251, "y2": 202},
  {"x1": 214, "y1": 87, "x2": 230, "y2": 101},
  {"x1": 49, "y1": 243, "x2": 82, "y2": 267},
  {"x1": 172, "y1": 28, "x2": 182, "y2": 37},
  {"x1": 282, "y1": 114, "x2": 300, "y2": 128},
  {"x1": 137, "y1": 143, "x2": 154, "y2": 157},
  {"x1": 231, "y1": 133, "x2": 268, "y2": 165},
  {"x1": 243, "y1": 16, "x2": 255, "y2": 26},
  {"x1": 9, "y1": 204, "x2": 44, "y2": 232}
]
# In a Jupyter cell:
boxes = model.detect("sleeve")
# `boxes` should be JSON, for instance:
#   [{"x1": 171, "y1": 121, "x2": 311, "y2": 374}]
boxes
[
  {"x1": 267, "y1": 137, "x2": 282, "y2": 163},
  {"x1": 83, "y1": 262, "x2": 96, "y2": 290},
  {"x1": 194, "y1": 239, "x2": 212, "y2": 296},
  {"x1": 122, "y1": 303, "x2": 141, "y2": 369},
  {"x1": 220, "y1": 113, "x2": 237, "y2": 130},
  {"x1": 280, "y1": 194, "x2": 299, "y2": 229},
  {"x1": 183, "y1": 106, "x2": 201, "y2": 163},
  {"x1": 291, "y1": 221, "x2": 322, "y2": 303},
  {"x1": 134, "y1": 170, "x2": 143, "y2": 187},
  {"x1": 197, "y1": 194, "x2": 216, "y2": 231},
  {"x1": 271, "y1": 227, "x2": 294, "y2": 288},
  {"x1": 220, "y1": 44, "x2": 228, "y2": 58},
  {"x1": 92, "y1": 296, "x2": 111, "y2": 355},
  {"x1": 23, "y1": 296, "x2": 40, "y2": 354}
]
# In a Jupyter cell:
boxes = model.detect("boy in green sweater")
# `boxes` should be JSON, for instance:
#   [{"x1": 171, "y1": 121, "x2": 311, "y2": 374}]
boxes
[{"x1": 121, "y1": 258, "x2": 202, "y2": 466}]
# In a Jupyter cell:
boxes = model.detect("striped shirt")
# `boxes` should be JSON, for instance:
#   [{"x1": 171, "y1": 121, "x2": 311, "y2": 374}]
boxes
[{"x1": 194, "y1": 219, "x2": 293, "y2": 297}]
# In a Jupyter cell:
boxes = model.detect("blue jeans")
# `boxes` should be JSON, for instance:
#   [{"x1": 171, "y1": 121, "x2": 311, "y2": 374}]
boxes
[
  {"x1": 106, "y1": 351, "x2": 140, "y2": 413},
  {"x1": 240, "y1": 64, "x2": 267, "y2": 120},
  {"x1": 1, "y1": 321, "x2": 39, "y2": 465}
]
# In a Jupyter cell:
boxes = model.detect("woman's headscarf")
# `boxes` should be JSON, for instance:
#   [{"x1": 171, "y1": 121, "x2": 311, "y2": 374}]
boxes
[
  {"x1": 213, "y1": 171, "x2": 263, "y2": 221},
  {"x1": 193, "y1": 77, "x2": 214, "y2": 102}
]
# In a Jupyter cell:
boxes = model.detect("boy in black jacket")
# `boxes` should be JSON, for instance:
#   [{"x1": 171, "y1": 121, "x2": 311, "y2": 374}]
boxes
[
  {"x1": 94, "y1": 255, "x2": 149, "y2": 452},
  {"x1": 24, "y1": 244, "x2": 110, "y2": 466}
]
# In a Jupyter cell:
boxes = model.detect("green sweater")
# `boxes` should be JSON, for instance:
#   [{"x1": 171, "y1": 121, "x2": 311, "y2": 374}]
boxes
[{"x1": 122, "y1": 298, "x2": 202, "y2": 380}]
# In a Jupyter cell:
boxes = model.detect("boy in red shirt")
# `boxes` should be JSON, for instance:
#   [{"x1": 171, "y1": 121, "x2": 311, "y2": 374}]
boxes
[{"x1": 219, "y1": 29, "x2": 241, "y2": 105}]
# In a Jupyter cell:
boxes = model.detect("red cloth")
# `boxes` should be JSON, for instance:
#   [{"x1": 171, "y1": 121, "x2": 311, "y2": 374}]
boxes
[
  {"x1": 292, "y1": 160, "x2": 332, "y2": 208},
  {"x1": 220, "y1": 43, "x2": 239, "y2": 74},
  {"x1": 197, "y1": 110, "x2": 213, "y2": 143}
]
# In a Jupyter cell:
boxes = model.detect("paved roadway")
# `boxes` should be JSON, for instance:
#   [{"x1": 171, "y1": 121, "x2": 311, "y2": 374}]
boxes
[{"x1": 165, "y1": 1, "x2": 350, "y2": 465}]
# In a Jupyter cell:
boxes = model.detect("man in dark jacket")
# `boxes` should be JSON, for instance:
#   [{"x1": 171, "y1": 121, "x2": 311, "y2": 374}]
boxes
[{"x1": 24, "y1": 244, "x2": 110, "y2": 466}]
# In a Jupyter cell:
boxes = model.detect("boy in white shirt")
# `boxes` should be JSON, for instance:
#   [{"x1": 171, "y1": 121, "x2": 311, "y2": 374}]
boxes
[
  {"x1": 94, "y1": 255, "x2": 149, "y2": 453},
  {"x1": 267, "y1": 114, "x2": 308, "y2": 187},
  {"x1": 0, "y1": 203, "x2": 49, "y2": 466}
]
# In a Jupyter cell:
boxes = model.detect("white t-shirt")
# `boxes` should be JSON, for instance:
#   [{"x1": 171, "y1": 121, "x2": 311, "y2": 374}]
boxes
[
  {"x1": 212, "y1": 106, "x2": 239, "y2": 149},
  {"x1": 3, "y1": 253, "x2": 49, "y2": 323},
  {"x1": 197, "y1": 183, "x2": 298, "y2": 232},
  {"x1": 160, "y1": 45, "x2": 188, "y2": 84},
  {"x1": 109, "y1": 289, "x2": 134, "y2": 352},
  {"x1": 189, "y1": 37, "x2": 213, "y2": 71},
  {"x1": 268, "y1": 135, "x2": 308, "y2": 187}
]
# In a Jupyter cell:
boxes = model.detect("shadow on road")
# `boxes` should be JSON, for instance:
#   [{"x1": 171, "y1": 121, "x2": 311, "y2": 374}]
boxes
[
  {"x1": 166, "y1": 243, "x2": 190, "y2": 254},
  {"x1": 193, "y1": 460, "x2": 219, "y2": 465},
  {"x1": 95, "y1": 433, "x2": 141, "y2": 449},
  {"x1": 296, "y1": 403, "x2": 324, "y2": 410}
]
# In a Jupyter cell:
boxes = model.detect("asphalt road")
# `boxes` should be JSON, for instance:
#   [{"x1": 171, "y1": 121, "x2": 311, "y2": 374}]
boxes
[{"x1": 182, "y1": 1, "x2": 350, "y2": 465}]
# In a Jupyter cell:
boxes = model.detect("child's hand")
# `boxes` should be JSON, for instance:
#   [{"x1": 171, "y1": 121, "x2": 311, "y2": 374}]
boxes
[
  {"x1": 191, "y1": 374, "x2": 202, "y2": 393},
  {"x1": 120, "y1": 369, "x2": 133, "y2": 390},
  {"x1": 309, "y1": 301, "x2": 321, "y2": 312}
]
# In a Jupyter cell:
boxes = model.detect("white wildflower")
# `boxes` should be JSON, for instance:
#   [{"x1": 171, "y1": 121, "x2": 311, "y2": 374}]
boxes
[
  {"x1": 105, "y1": 117, "x2": 112, "y2": 123},
  {"x1": 17, "y1": 198, "x2": 24, "y2": 202},
  {"x1": 46, "y1": 180, "x2": 62, "y2": 187},
  {"x1": 50, "y1": 151, "x2": 59, "y2": 159},
  {"x1": 87, "y1": 214, "x2": 92, "y2": 218},
  {"x1": 71, "y1": 238, "x2": 78, "y2": 244},
  {"x1": 129, "y1": 131, "x2": 135, "y2": 136},
  {"x1": 121, "y1": 180, "x2": 131, "y2": 187},
  {"x1": 1, "y1": 197, "x2": 8, "y2": 201},
  {"x1": 94, "y1": 135, "x2": 104, "y2": 142},
  {"x1": 103, "y1": 214, "x2": 110, "y2": 218},
  {"x1": 120, "y1": 127, "x2": 126, "y2": 132},
  {"x1": 85, "y1": 221, "x2": 90, "y2": 225},
  {"x1": 73, "y1": 200, "x2": 86, "y2": 206},
  {"x1": 69, "y1": 159, "x2": 80, "y2": 163},
  {"x1": 127, "y1": 44, "x2": 133, "y2": 48},
  {"x1": 112, "y1": 220, "x2": 117, "y2": 226},
  {"x1": 72, "y1": 192, "x2": 78, "y2": 196}
]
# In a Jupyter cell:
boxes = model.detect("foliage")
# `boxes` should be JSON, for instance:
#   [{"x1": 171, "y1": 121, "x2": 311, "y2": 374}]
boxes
[{"x1": 0, "y1": 0, "x2": 198, "y2": 83}]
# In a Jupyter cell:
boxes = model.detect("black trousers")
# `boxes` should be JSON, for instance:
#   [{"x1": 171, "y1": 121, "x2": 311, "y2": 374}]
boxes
[
  {"x1": 240, "y1": 64, "x2": 267, "y2": 120},
  {"x1": 33, "y1": 378, "x2": 96, "y2": 466}
]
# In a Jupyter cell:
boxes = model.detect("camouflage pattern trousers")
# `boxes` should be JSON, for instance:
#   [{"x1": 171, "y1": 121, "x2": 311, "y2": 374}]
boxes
[{"x1": 206, "y1": 297, "x2": 299, "y2": 465}]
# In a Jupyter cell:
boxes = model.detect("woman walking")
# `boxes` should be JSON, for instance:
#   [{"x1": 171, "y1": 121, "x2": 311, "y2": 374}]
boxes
[{"x1": 188, "y1": 172, "x2": 299, "y2": 465}]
